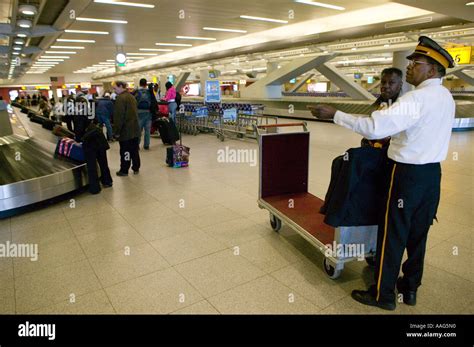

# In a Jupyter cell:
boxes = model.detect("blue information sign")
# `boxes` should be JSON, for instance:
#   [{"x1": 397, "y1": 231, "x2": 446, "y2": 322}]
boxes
[{"x1": 205, "y1": 80, "x2": 221, "y2": 103}]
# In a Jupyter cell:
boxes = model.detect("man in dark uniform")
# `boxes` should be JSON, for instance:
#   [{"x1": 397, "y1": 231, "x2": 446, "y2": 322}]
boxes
[{"x1": 312, "y1": 36, "x2": 455, "y2": 310}]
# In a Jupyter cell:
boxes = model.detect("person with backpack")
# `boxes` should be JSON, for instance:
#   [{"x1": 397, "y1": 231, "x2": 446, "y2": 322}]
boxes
[{"x1": 135, "y1": 78, "x2": 154, "y2": 150}]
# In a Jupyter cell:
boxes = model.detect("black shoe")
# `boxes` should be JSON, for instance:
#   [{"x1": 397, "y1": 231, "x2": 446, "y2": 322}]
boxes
[
  {"x1": 144, "y1": 146, "x2": 150, "y2": 150},
  {"x1": 116, "y1": 171, "x2": 128, "y2": 177},
  {"x1": 133, "y1": 170, "x2": 139, "y2": 175},
  {"x1": 351, "y1": 289, "x2": 396, "y2": 311},
  {"x1": 102, "y1": 183, "x2": 113, "y2": 188},
  {"x1": 397, "y1": 277, "x2": 417, "y2": 306}
]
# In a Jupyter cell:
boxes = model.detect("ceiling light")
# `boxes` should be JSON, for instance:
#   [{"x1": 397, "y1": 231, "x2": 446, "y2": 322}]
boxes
[
  {"x1": 203, "y1": 27, "x2": 247, "y2": 33},
  {"x1": 384, "y1": 44, "x2": 390, "y2": 47},
  {"x1": 76, "y1": 17, "x2": 128, "y2": 24},
  {"x1": 139, "y1": 48, "x2": 173, "y2": 52},
  {"x1": 466, "y1": 2, "x2": 474, "y2": 5},
  {"x1": 65, "y1": 29, "x2": 109, "y2": 35},
  {"x1": 127, "y1": 52, "x2": 157, "y2": 56},
  {"x1": 351, "y1": 47, "x2": 357, "y2": 50},
  {"x1": 19, "y1": 4, "x2": 38, "y2": 16},
  {"x1": 57, "y1": 39, "x2": 96, "y2": 43},
  {"x1": 40, "y1": 56, "x2": 70, "y2": 59},
  {"x1": 14, "y1": 38, "x2": 25, "y2": 45},
  {"x1": 38, "y1": 59, "x2": 65, "y2": 61},
  {"x1": 176, "y1": 36, "x2": 216, "y2": 41},
  {"x1": 240, "y1": 15, "x2": 288, "y2": 24},
  {"x1": 294, "y1": 0, "x2": 345, "y2": 10},
  {"x1": 12, "y1": 52, "x2": 19, "y2": 55},
  {"x1": 106, "y1": 59, "x2": 115, "y2": 62},
  {"x1": 93, "y1": 0, "x2": 155, "y2": 8},
  {"x1": 156, "y1": 43, "x2": 192, "y2": 47},
  {"x1": 17, "y1": 19, "x2": 32, "y2": 28},
  {"x1": 13, "y1": 46, "x2": 22, "y2": 51},
  {"x1": 51, "y1": 45, "x2": 85, "y2": 49},
  {"x1": 17, "y1": 33, "x2": 28, "y2": 38},
  {"x1": 45, "y1": 51, "x2": 77, "y2": 54}
]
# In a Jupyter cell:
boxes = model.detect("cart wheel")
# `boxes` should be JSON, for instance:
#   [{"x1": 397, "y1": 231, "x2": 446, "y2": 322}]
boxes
[
  {"x1": 269, "y1": 214, "x2": 282, "y2": 232},
  {"x1": 365, "y1": 255, "x2": 376, "y2": 267},
  {"x1": 323, "y1": 258, "x2": 341, "y2": 279}
]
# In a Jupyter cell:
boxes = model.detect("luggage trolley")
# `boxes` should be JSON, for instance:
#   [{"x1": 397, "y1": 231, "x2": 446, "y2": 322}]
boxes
[{"x1": 254, "y1": 122, "x2": 377, "y2": 279}]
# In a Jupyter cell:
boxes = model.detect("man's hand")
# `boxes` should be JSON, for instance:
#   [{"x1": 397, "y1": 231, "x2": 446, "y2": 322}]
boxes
[{"x1": 312, "y1": 104, "x2": 337, "y2": 121}]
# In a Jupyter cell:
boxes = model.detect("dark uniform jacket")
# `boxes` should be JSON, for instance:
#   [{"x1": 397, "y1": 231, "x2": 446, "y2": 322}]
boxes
[
  {"x1": 320, "y1": 146, "x2": 388, "y2": 227},
  {"x1": 113, "y1": 91, "x2": 140, "y2": 142}
]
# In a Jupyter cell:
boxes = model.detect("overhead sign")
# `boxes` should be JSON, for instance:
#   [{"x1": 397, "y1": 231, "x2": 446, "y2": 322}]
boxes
[
  {"x1": 205, "y1": 80, "x2": 221, "y2": 103},
  {"x1": 447, "y1": 47, "x2": 472, "y2": 65}
]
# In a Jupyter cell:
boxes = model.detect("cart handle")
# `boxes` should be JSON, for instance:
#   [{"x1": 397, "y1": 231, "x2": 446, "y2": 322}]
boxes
[{"x1": 254, "y1": 122, "x2": 307, "y2": 135}]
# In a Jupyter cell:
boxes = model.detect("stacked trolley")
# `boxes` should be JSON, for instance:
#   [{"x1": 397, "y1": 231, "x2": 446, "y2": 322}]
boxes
[
  {"x1": 254, "y1": 122, "x2": 377, "y2": 279},
  {"x1": 178, "y1": 102, "x2": 277, "y2": 141}
]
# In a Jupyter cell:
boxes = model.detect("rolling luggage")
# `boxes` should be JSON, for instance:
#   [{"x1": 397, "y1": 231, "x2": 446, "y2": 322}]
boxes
[
  {"x1": 29, "y1": 113, "x2": 46, "y2": 125},
  {"x1": 53, "y1": 124, "x2": 75, "y2": 139},
  {"x1": 156, "y1": 117, "x2": 179, "y2": 145}
]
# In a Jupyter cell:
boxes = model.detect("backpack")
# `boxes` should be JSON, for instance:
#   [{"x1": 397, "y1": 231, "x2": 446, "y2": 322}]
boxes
[
  {"x1": 136, "y1": 89, "x2": 151, "y2": 110},
  {"x1": 175, "y1": 92, "x2": 182, "y2": 106}
]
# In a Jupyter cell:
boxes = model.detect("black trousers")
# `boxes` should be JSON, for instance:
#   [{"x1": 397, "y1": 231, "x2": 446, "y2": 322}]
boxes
[
  {"x1": 85, "y1": 149, "x2": 113, "y2": 194},
  {"x1": 373, "y1": 159, "x2": 441, "y2": 303},
  {"x1": 119, "y1": 137, "x2": 140, "y2": 173}
]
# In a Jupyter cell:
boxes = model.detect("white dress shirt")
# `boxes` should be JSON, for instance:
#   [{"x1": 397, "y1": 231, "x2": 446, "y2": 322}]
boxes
[{"x1": 334, "y1": 78, "x2": 455, "y2": 164}]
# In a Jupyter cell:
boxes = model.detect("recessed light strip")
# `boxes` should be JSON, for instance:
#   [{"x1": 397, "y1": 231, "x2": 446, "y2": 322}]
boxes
[
  {"x1": 93, "y1": 0, "x2": 155, "y2": 8},
  {"x1": 176, "y1": 35, "x2": 216, "y2": 41},
  {"x1": 240, "y1": 15, "x2": 288, "y2": 24},
  {"x1": 203, "y1": 27, "x2": 247, "y2": 33},
  {"x1": 294, "y1": 0, "x2": 345, "y2": 10},
  {"x1": 156, "y1": 43, "x2": 192, "y2": 47},
  {"x1": 76, "y1": 17, "x2": 127, "y2": 24},
  {"x1": 45, "y1": 51, "x2": 77, "y2": 54},
  {"x1": 51, "y1": 45, "x2": 85, "y2": 49},
  {"x1": 65, "y1": 29, "x2": 109, "y2": 35},
  {"x1": 139, "y1": 48, "x2": 173, "y2": 52},
  {"x1": 57, "y1": 39, "x2": 96, "y2": 43}
]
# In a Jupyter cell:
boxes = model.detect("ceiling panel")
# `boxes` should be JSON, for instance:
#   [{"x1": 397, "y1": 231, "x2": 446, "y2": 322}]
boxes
[{"x1": 47, "y1": 0, "x2": 390, "y2": 74}]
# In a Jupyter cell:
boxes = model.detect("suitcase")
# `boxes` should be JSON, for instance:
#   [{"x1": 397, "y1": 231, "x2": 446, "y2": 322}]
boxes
[
  {"x1": 42, "y1": 118, "x2": 58, "y2": 130},
  {"x1": 29, "y1": 113, "x2": 47, "y2": 125},
  {"x1": 55, "y1": 137, "x2": 85, "y2": 162},
  {"x1": 53, "y1": 124, "x2": 75, "y2": 139},
  {"x1": 156, "y1": 118, "x2": 179, "y2": 145}
]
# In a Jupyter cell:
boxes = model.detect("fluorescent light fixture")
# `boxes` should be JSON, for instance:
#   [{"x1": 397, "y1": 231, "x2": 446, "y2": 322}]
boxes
[
  {"x1": 106, "y1": 59, "x2": 115, "y2": 62},
  {"x1": 76, "y1": 17, "x2": 127, "y2": 24},
  {"x1": 12, "y1": 52, "x2": 19, "y2": 55},
  {"x1": 19, "y1": 4, "x2": 38, "y2": 16},
  {"x1": 65, "y1": 29, "x2": 109, "y2": 35},
  {"x1": 57, "y1": 39, "x2": 96, "y2": 43},
  {"x1": 40, "y1": 55, "x2": 70, "y2": 58},
  {"x1": 127, "y1": 52, "x2": 158, "y2": 56},
  {"x1": 99, "y1": 62, "x2": 115, "y2": 65},
  {"x1": 294, "y1": 0, "x2": 345, "y2": 10},
  {"x1": 38, "y1": 59, "x2": 65, "y2": 61},
  {"x1": 156, "y1": 43, "x2": 192, "y2": 47},
  {"x1": 93, "y1": 0, "x2": 155, "y2": 8},
  {"x1": 127, "y1": 57, "x2": 145, "y2": 59},
  {"x1": 384, "y1": 44, "x2": 390, "y2": 47},
  {"x1": 45, "y1": 51, "x2": 77, "y2": 54},
  {"x1": 51, "y1": 45, "x2": 85, "y2": 49},
  {"x1": 17, "y1": 33, "x2": 27, "y2": 37},
  {"x1": 14, "y1": 39, "x2": 25, "y2": 45},
  {"x1": 13, "y1": 46, "x2": 22, "y2": 51},
  {"x1": 176, "y1": 35, "x2": 216, "y2": 41},
  {"x1": 351, "y1": 47, "x2": 357, "y2": 50},
  {"x1": 240, "y1": 15, "x2": 288, "y2": 24},
  {"x1": 34, "y1": 62, "x2": 59, "y2": 65},
  {"x1": 466, "y1": 2, "x2": 474, "y2": 5},
  {"x1": 139, "y1": 48, "x2": 173, "y2": 52},
  {"x1": 203, "y1": 27, "x2": 247, "y2": 33},
  {"x1": 17, "y1": 19, "x2": 32, "y2": 28}
]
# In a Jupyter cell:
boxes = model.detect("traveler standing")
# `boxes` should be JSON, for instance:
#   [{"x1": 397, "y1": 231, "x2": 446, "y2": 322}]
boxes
[
  {"x1": 112, "y1": 81, "x2": 141, "y2": 176},
  {"x1": 135, "y1": 78, "x2": 153, "y2": 150},
  {"x1": 96, "y1": 92, "x2": 114, "y2": 141},
  {"x1": 163, "y1": 81, "x2": 177, "y2": 122},
  {"x1": 312, "y1": 36, "x2": 455, "y2": 311}
]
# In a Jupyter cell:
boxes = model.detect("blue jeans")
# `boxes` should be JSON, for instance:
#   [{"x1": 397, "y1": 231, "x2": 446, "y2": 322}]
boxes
[
  {"x1": 168, "y1": 102, "x2": 177, "y2": 122},
  {"x1": 138, "y1": 112, "x2": 152, "y2": 148},
  {"x1": 97, "y1": 113, "x2": 113, "y2": 140}
]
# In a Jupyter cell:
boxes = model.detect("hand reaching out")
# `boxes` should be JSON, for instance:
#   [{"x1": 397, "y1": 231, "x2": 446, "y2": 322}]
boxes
[{"x1": 312, "y1": 104, "x2": 337, "y2": 121}]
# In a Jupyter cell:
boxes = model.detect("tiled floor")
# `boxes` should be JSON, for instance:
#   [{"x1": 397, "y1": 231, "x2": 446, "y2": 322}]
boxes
[{"x1": 1, "y1": 120, "x2": 473, "y2": 314}]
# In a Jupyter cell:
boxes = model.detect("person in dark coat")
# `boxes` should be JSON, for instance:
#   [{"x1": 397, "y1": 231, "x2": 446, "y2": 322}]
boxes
[{"x1": 82, "y1": 121, "x2": 113, "y2": 194}]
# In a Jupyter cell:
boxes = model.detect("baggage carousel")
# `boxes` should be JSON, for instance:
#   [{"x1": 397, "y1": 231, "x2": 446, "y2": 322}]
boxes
[{"x1": 0, "y1": 105, "x2": 87, "y2": 218}]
